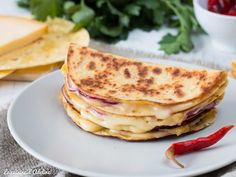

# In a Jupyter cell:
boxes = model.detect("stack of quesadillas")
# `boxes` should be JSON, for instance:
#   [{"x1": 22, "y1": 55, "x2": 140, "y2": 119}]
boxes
[{"x1": 60, "y1": 44, "x2": 227, "y2": 141}]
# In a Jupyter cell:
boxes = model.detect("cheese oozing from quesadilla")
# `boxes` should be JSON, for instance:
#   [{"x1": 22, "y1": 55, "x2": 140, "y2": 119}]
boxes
[
  {"x1": 62, "y1": 85, "x2": 223, "y2": 133},
  {"x1": 61, "y1": 93, "x2": 216, "y2": 141}
]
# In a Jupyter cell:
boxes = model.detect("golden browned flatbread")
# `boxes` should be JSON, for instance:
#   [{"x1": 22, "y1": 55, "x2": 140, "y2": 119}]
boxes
[
  {"x1": 62, "y1": 44, "x2": 227, "y2": 118},
  {"x1": 67, "y1": 44, "x2": 226, "y2": 105}
]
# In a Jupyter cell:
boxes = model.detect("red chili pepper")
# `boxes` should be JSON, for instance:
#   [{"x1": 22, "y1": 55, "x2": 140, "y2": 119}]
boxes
[{"x1": 165, "y1": 125, "x2": 234, "y2": 168}]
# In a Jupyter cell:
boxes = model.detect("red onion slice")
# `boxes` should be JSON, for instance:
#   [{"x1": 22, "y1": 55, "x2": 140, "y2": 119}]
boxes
[
  {"x1": 186, "y1": 101, "x2": 216, "y2": 117},
  {"x1": 62, "y1": 84, "x2": 106, "y2": 116},
  {"x1": 89, "y1": 107, "x2": 105, "y2": 116},
  {"x1": 61, "y1": 85, "x2": 74, "y2": 106},
  {"x1": 205, "y1": 101, "x2": 217, "y2": 110},
  {"x1": 66, "y1": 74, "x2": 119, "y2": 105},
  {"x1": 66, "y1": 74, "x2": 77, "y2": 92}
]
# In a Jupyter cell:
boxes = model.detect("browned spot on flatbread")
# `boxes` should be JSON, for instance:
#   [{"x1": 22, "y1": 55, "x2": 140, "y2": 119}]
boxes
[
  {"x1": 137, "y1": 77, "x2": 154, "y2": 86},
  {"x1": 121, "y1": 84, "x2": 135, "y2": 92},
  {"x1": 173, "y1": 83, "x2": 185, "y2": 97},
  {"x1": 174, "y1": 88, "x2": 185, "y2": 98},
  {"x1": 80, "y1": 78, "x2": 103, "y2": 89},
  {"x1": 152, "y1": 67, "x2": 162, "y2": 75},
  {"x1": 87, "y1": 61, "x2": 96, "y2": 70},
  {"x1": 121, "y1": 82, "x2": 156, "y2": 95},
  {"x1": 112, "y1": 58, "x2": 120, "y2": 71},
  {"x1": 132, "y1": 61, "x2": 142, "y2": 67},
  {"x1": 124, "y1": 68, "x2": 131, "y2": 78},
  {"x1": 81, "y1": 78, "x2": 94, "y2": 86},
  {"x1": 138, "y1": 66, "x2": 148, "y2": 77},
  {"x1": 157, "y1": 83, "x2": 172, "y2": 90},
  {"x1": 90, "y1": 52, "x2": 103, "y2": 59},
  {"x1": 159, "y1": 86, "x2": 165, "y2": 90},
  {"x1": 200, "y1": 71, "x2": 224, "y2": 93},
  {"x1": 88, "y1": 88, "x2": 94, "y2": 92},
  {"x1": 94, "y1": 72, "x2": 108, "y2": 80},
  {"x1": 172, "y1": 68, "x2": 181, "y2": 77},
  {"x1": 174, "y1": 84, "x2": 183, "y2": 89},
  {"x1": 79, "y1": 47, "x2": 88, "y2": 55},
  {"x1": 165, "y1": 67, "x2": 172, "y2": 72},
  {"x1": 182, "y1": 71, "x2": 193, "y2": 79},
  {"x1": 201, "y1": 86, "x2": 210, "y2": 93},
  {"x1": 136, "y1": 87, "x2": 155, "y2": 95},
  {"x1": 167, "y1": 98, "x2": 173, "y2": 101},
  {"x1": 11, "y1": 58, "x2": 19, "y2": 61},
  {"x1": 108, "y1": 90, "x2": 117, "y2": 94},
  {"x1": 199, "y1": 71, "x2": 207, "y2": 81}
]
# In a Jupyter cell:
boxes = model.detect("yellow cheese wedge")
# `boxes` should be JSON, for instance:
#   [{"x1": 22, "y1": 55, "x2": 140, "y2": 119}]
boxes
[
  {"x1": 0, "y1": 16, "x2": 48, "y2": 55},
  {"x1": 0, "y1": 70, "x2": 14, "y2": 79},
  {"x1": 0, "y1": 18, "x2": 89, "y2": 70}
]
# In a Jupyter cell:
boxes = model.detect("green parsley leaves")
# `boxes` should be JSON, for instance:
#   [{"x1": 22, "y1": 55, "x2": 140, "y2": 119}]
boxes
[{"x1": 18, "y1": 0, "x2": 202, "y2": 54}]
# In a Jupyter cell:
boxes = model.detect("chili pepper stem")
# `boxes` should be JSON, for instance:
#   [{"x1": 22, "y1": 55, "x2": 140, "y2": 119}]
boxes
[
  {"x1": 166, "y1": 148, "x2": 184, "y2": 168},
  {"x1": 165, "y1": 125, "x2": 234, "y2": 169}
]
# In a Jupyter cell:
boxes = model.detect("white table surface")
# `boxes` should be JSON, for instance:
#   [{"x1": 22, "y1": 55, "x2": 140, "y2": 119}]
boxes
[{"x1": 0, "y1": 81, "x2": 29, "y2": 106}]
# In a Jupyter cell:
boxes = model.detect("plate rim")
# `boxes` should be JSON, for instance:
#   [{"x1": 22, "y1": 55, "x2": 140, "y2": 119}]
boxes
[{"x1": 7, "y1": 59, "x2": 236, "y2": 177}]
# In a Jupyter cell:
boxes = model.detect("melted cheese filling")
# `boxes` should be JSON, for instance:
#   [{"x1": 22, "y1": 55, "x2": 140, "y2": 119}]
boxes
[
  {"x1": 62, "y1": 86, "x2": 223, "y2": 133},
  {"x1": 62, "y1": 95, "x2": 216, "y2": 140},
  {"x1": 98, "y1": 109, "x2": 216, "y2": 140}
]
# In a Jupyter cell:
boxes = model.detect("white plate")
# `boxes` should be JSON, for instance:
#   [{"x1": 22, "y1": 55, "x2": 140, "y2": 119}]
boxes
[{"x1": 8, "y1": 59, "x2": 236, "y2": 177}]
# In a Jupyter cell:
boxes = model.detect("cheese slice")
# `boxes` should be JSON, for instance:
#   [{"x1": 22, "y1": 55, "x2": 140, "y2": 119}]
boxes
[{"x1": 0, "y1": 16, "x2": 47, "y2": 55}]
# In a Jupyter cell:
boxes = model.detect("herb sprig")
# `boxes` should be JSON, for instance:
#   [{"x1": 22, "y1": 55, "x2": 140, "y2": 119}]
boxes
[{"x1": 18, "y1": 0, "x2": 202, "y2": 54}]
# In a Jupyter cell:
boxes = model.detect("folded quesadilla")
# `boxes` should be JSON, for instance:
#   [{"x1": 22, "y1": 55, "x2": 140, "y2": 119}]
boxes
[{"x1": 60, "y1": 44, "x2": 227, "y2": 141}]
